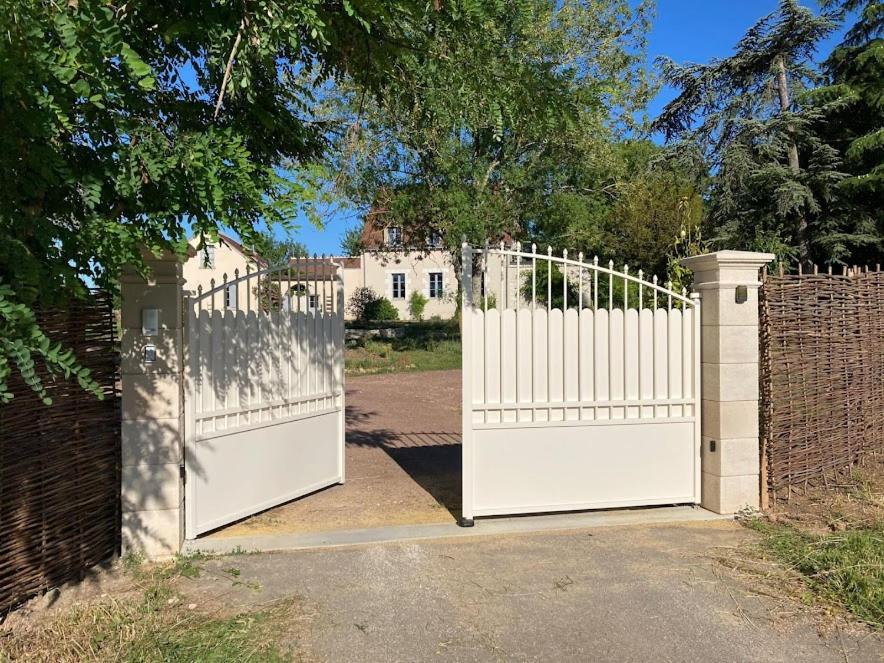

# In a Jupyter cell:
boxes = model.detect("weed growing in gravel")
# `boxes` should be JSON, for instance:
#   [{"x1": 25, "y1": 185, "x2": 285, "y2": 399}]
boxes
[
  {"x1": 746, "y1": 518, "x2": 884, "y2": 628},
  {"x1": 1, "y1": 555, "x2": 298, "y2": 662}
]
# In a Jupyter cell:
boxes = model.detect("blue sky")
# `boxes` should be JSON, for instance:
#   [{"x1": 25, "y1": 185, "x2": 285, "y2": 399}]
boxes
[{"x1": 274, "y1": 1, "x2": 850, "y2": 255}]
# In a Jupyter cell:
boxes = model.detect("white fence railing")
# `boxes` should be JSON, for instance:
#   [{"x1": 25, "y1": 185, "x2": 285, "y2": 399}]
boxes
[{"x1": 186, "y1": 259, "x2": 345, "y2": 439}]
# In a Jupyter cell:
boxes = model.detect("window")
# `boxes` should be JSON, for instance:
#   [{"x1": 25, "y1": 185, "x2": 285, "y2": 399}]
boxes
[
  {"x1": 308, "y1": 294, "x2": 318, "y2": 311},
  {"x1": 387, "y1": 226, "x2": 402, "y2": 245},
  {"x1": 429, "y1": 272, "x2": 443, "y2": 299},
  {"x1": 392, "y1": 273, "x2": 406, "y2": 299},
  {"x1": 224, "y1": 284, "x2": 237, "y2": 310},
  {"x1": 428, "y1": 231, "x2": 442, "y2": 248},
  {"x1": 200, "y1": 245, "x2": 216, "y2": 269}
]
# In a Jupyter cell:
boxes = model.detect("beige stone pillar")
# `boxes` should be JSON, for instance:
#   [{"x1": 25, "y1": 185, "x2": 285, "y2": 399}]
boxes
[
  {"x1": 120, "y1": 250, "x2": 186, "y2": 558},
  {"x1": 681, "y1": 250, "x2": 774, "y2": 514}
]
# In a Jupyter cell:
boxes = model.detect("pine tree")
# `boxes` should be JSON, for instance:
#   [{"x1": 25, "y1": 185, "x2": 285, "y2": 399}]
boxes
[
  {"x1": 812, "y1": 0, "x2": 883, "y2": 264},
  {"x1": 653, "y1": 0, "x2": 842, "y2": 265}
]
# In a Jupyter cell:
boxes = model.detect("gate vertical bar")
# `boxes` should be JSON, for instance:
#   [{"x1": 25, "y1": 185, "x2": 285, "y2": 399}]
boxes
[
  {"x1": 336, "y1": 264, "x2": 346, "y2": 484},
  {"x1": 461, "y1": 242, "x2": 475, "y2": 526},
  {"x1": 184, "y1": 294, "x2": 198, "y2": 540},
  {"x1": 692, "y1": 293, "x2": 702, "y2": 503}
]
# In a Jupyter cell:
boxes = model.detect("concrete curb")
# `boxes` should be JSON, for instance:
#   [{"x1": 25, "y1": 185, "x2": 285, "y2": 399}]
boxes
[{"x1": 182, "y1": 505, "x2": 734, "y2": 555}]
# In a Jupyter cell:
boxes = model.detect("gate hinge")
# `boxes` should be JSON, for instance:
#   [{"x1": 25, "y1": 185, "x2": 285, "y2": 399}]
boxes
[{"x1": 179, "y1": 462, "x2": 186, "y2": 483}]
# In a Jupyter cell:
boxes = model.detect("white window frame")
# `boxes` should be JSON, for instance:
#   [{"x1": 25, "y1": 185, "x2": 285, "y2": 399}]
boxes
[
  {"x1": 428, "y1": 231, "x2": 442, "y2": 248},
  {"x1": 428, "y1": 271, "x2": 444, "y2": 299},
  {"x1": 308, "y1": 294, "x2": 319, "y2": 311},
  {"x1": 387, "y1": 227, "x2": 402, "y2": 246},
  {"x1": 391, "y1": 273, "x2": 406, "y2": 299},
  {"x1": 224, "y1": 283, "x2": 238, "y2": 310},
  {"x1": 200, "y1": 245, "x2": 216, "y2": 269}
]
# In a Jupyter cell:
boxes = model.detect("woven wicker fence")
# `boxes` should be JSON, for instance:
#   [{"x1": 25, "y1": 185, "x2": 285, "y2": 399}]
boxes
[
  {"x1": 0, "y1": 292, "x2": 120, "y2": 613},
  {"x1": 760, "y1": 267, "x2": 884, "y2": 498}
]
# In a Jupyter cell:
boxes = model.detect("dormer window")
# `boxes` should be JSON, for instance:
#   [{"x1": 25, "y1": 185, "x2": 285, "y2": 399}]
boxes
[{"x1": 386, "y1": 226, "x2": 402, "y2": 246}]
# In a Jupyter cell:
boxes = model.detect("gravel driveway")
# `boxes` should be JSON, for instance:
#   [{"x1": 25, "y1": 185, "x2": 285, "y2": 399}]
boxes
[{"x1": 211, "y1": 370, "x2": 462, "y2": 538}]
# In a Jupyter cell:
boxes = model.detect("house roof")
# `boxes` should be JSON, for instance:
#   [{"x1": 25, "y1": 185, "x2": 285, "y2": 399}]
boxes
[
  {"x1": 358, "y1": 207, "x2": 446, "y2": 251},
  {"x1": 337, "y1": 256, "x2": 362, "y2": 269},
  {"x1": 218, "y1": 234, "x2": 268, "y2": 268},
  {"x1": 284, "y1": 256, "x2": 339, "y2": 281}
]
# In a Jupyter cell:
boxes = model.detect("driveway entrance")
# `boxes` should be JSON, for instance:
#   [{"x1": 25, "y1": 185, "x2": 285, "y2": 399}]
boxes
[{"x1": 207, "y1": 370, "x2": 462, "y2": 539}]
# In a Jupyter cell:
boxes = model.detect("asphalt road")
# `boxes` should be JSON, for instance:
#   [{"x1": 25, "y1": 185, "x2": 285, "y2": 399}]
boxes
[{"x1": 191, "y1": 521, "x2": 883, "y2": 662}]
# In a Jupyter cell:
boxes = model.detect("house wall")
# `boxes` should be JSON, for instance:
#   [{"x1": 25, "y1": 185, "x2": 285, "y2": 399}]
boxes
[
  {"x1": 181, "y1": 238, "x2": 256, "y2": 295},
  {"x1": 340, "y1": 263, "x2": 363, "y2": 319},
  {"x1": 349, "y1": 250, "x2": 458, "y2": 320}
]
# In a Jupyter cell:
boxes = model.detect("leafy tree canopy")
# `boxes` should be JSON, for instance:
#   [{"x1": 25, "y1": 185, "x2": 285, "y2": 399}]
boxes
[
  {"x1": 811, "y1": 0, "x2": 884, "y2": 263},
  {"x1": 0, "y1": 0, "x2": 531, "y2": 401},
  {"x1": 654, "y1": 0, "x2": 883, "y2": 267},
  {"x1": 326, "y1": 0, "x2": 657, "y2": 264},
  {"x1": 257, "y1": 233, "x2": 309, "y2": 267},
  {"x1": 653, "y1": 0, "x2": 845, "y2": 264}
]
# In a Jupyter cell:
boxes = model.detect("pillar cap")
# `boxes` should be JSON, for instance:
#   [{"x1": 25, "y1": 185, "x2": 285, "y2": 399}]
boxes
[{"x1": 680, "y1": 250, "x2": 775, "y2": 272}]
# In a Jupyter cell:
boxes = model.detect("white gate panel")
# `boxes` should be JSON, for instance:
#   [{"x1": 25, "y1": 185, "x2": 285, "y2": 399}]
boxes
[
  {"x1": 185, "y1": 260, "x2": 345, "y2": 538},
  {"x1": 186, "y1": 412, "x2": 341, "y2": 534},
  {"x1": 472, "y1": 422, "x2": 696, "y2": 516},
  {"x1": 461, "y1": 243, "x2": 701, "y2": 522}
]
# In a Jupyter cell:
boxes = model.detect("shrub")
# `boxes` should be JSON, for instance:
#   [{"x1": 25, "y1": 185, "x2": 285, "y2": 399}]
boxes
[
  {"x1": 408, "y1": 290, "x2": 429, "y2": 320},
  {"x1": 367, "y1": 297, "x2": 399, "y2": 321},
  {"x1": 347, "y1": 286, "x2": 381, "y2": 321}
]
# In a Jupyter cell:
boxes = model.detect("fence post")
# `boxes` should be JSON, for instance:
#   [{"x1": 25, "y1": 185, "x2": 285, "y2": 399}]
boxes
[
  {"x1": 681, "y1": 250, "x2": 774, "y2": 514},
  {"x1": 120, "y1": 248, "x2": 187, "y2": 558}
]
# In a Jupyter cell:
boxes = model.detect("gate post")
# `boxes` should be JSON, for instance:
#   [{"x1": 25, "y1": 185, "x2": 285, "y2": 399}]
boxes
[
  {"x1": 120, "y1": 249, "x2": 187, "y2": 558},
  {"x1": 681, "y1": 250, "x2": 774, "y2": 514}
]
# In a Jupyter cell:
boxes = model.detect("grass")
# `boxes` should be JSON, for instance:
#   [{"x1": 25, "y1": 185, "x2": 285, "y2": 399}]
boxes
[
  {"x1": 345, "y1": 321, "x2": 461, "y2": 375},
  {"x1": 745, "y1": 519, "x2": 884, "y2": 628},
  {"x1": 0, "y1": 555, "x2": 299, "y2": 662}
]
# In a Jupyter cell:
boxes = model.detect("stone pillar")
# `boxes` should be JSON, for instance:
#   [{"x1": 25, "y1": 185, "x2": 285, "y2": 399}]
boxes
[
  {"x1": 120, "y1": 250, "x2": 186, "y2": 558},
  {"x1": 681, "y1": 250, "x2": 774, "y2": 514}
]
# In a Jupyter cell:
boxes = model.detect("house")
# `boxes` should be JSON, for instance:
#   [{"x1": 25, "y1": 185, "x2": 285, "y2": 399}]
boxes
[
  {"x1": 340, "y1": 219, "x2": 459, "y2": 320},
  {"x1": 182, "y1": 234, "x2": 266, "y2": 299},
  {"x1": 183, "y1": 234, "x2": 340, "y2": 313},
  {"x1": 182, "y1": 225, "x2": 465, "y2": 320}
]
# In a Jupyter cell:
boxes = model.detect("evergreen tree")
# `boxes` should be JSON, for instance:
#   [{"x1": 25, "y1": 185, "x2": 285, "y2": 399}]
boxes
[
  {"x1": 653, "y1": 0, "x2": 843, "y2": 265},
  {"x1": 812, "y1": 0, "x2": 883, "y2": 264}
]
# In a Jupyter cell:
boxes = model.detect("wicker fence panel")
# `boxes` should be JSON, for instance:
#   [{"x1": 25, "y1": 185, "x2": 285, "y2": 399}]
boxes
[
  {"x1": 760, "y1": 269, "x2": 884, "y2": 495},
  {"x1": 0, "y1": 292, "x2": 120, "y2": 613}
]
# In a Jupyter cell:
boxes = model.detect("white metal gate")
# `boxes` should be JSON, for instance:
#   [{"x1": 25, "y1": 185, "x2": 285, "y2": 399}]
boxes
[
  {"x1": 461, "y1": 243, "x2": 701, "y2": 522},
  {"x1": 184, "y1": 260, "x2": 345, "y2": 538}
]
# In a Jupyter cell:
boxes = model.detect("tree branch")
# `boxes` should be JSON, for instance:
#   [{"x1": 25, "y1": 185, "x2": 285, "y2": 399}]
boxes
[{"x1": 214, "y1": 17, "x2": 246, "y2": 120}]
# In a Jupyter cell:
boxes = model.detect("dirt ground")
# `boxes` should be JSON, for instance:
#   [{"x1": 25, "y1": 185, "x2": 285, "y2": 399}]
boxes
[
  {"x1": 765, "y1": 453, "x2": 884, "y2": 533},
  {"x1": 210, "y1": 370, "x2": 463, "y2": 538}
]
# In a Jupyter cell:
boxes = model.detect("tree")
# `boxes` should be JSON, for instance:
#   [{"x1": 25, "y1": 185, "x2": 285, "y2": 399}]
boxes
[
  {"x1": 0, "y1": 0, "x2": 521, "y2": 401},
  {"x1": 340, "y1": 227, "x2": 365, "y2": 257},
  {"x1": 257, "y1": 234, "x2": 309, "y2": 267},
  {"x1": 811, "y1": 0, "x2": 883, "y2": 263},
  {"x1": 653, "y1": 0, "x2": 842, "y2": 265},
  {"x1": 328, "y1": 1, "x2": 653, "y2": 259}
]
